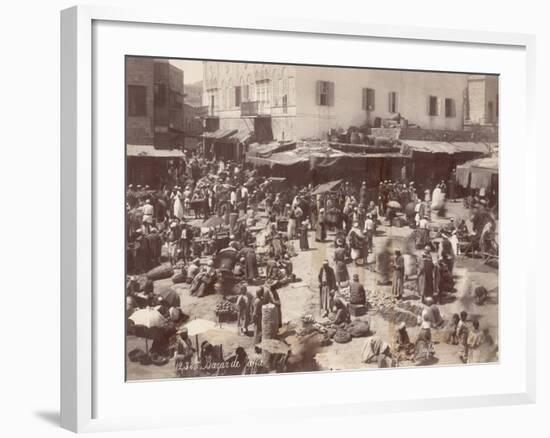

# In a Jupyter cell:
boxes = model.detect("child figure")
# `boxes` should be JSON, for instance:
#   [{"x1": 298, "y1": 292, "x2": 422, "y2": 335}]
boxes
[{"x1": 236, "y1": 285, "x2": 250, "y2": 336}]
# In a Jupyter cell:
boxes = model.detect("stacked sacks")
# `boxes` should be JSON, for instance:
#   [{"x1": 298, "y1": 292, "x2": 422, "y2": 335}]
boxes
[
  {"x1": 261, "y1": 303, "x2": 279, "y2": 340},
  {"x1": 350, "y1": 285, "x2": 366, "y2": 305},
  {"x1": 261, "y1": 303, "x2": 280, "y2": 370}
]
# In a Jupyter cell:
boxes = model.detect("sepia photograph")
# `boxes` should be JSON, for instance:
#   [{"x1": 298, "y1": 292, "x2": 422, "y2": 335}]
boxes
[{"x1": 125, "y1": 57, "x2": 499, "y2": 381}]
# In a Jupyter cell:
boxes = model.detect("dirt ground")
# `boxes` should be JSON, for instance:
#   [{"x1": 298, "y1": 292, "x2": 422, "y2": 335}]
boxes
[{"x1": 127, "y1": 199, "x2": 498, "y2": 380}]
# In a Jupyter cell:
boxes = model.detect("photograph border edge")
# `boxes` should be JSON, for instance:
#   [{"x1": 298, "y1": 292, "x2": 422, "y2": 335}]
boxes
[{"x1": 60, "y1": 4, "x2": 537, "y2": 433}]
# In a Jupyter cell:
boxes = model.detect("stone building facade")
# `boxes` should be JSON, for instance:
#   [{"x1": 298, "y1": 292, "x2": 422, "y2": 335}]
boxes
[{"x1": 202, "y1": 61, "x2": 471, "y2": 142}]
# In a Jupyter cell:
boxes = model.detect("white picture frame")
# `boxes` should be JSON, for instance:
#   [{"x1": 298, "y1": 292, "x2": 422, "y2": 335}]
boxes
[{"x1": 61, "y1": 5, "x2": 537, "y2": 433}]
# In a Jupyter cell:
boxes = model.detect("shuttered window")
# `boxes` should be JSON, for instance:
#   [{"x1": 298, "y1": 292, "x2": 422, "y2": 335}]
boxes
[
  {"x1": 317, "y1": 80, "x2": 334, "y2": 106},
  {"x1": 388, "y1": 91, "x2": 398, "y2": 113},
  {"x1": 444, "y1": 98, "x2": 456, "y2": 117},
  {"x1": 428, "y1": 95, "x2": 439, "y2": 116},
  {"x1": 362, "y1": 88, "x2": 375, "y2": 110},
  {"x1": 235, "y1": 86, "x2": 242, "y2": 107}
]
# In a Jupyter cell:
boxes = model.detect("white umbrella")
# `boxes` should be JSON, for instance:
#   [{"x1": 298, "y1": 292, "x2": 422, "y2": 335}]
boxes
[
  {"x1": 183, "y1": 319, "x2": 217, "y2": 361},
  {"x1": 129, "y1": 308, "x2": 166, "y2": 353},
  {"x1": 129, "y1": 307, "x2": 166, "y2": 328}
]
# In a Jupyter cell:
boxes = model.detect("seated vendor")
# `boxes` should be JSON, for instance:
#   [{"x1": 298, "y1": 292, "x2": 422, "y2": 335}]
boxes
[
  {"x1": 421, "y1": 297, "x2": 444, "y2": 328},
  {"x1": 233, "y1": 257, "x2": 246, "y2": 279},
  {"x1": 330, "y1": 290, "x2": 351, "y2": 325},
  {"x1": 394, "y1": 322, "x2": 414, "y2": 355},
  {"x1": 280, "y1": 253, "x2": 294, "y2": 277},
  {"x1": 187, "y1": 258, "x2": 201, "y2": 282}
]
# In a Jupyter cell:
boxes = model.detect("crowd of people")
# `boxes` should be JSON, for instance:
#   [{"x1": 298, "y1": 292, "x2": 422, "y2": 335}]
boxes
[{"x1": 126, "y1": 148, "x2": 498, "y2": 375}]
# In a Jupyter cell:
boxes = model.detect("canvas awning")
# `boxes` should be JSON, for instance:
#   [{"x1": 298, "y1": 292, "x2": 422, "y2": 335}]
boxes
[
  {"x1": 310, "y1": 179, "x2": 343, "y2": 195},
  {"x1": 456, "y1": 157, "x2": 498, "y2": 189},
  {"x1": 202, "y1": 128, "x2": 238, "y2": 140},
  {"x1": 228, "y1": 130, "x2": 253, "y2": 144},
  {"x1": 400, "y1": 140, "x2": 490, "y2": 155},
  {"x1": 126, "y1": 144, "x2": 184, "y2": 158}
]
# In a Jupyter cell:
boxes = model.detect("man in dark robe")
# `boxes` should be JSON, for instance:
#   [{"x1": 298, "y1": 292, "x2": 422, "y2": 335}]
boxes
[
  {"x1": 359, "y1": 181, "x2": 369, "y2": 206},
  {"x1": 391, "y1": 249, "x2": 405, "y2": 300},
  {"x1": 239, "y1": 244, "x2": 258, "y2": 283},
  {"x1": 144, "y1": 227, "x2": 162, "y2": 269},
  {"x1": 417, "y1": 248, "x2": 435, "y2": 302},
  {"x1": 318, "y1": 260, "x2": 336, "y2": 316},
  {"x1": 252, "y1": 288, "x2": 265, "y2": 344}
]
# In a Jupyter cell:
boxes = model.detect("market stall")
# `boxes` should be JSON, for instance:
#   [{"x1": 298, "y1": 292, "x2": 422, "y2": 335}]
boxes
[{"x1": 455, "y1": 157, "x2": 498, "y2": 190}]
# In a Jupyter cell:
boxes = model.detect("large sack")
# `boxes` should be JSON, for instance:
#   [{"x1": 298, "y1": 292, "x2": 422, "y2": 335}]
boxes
[
  {"x1": 146, "y1": 264, "x2": 174, "y2": 281},
  {"x1": 262, "y1": 304, "x2": 279, "y2": 340},
  {"x1": 392, "y1": 217, "x2": 407, "y2": 227},
  {"x1": 172, "y1": 271, "x2": 187, "y2": 284},
  {"x1": 348, "y1": 320, "x2": 370, "y2": 338},
  {"x1": 404, "y1": 254, "x2": 418, "y2": 277}
]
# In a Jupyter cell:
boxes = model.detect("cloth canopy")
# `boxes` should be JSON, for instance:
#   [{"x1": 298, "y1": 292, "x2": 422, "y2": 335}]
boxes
[
  {"x1": 400, "y1": 140, "x2": 491, "y2": 155},
  {"x1": 127, "y1": 145, "x2": 184, "y2": 158},
  {"x1": 310, "y1": 179, "x2": 343, "y2": 195},
  {"x1": 202, "y1": 128, "x2": 237, "y2": 140},
  {"x1": 456, "y1": 157, "x2": 498, "y2": 189}
]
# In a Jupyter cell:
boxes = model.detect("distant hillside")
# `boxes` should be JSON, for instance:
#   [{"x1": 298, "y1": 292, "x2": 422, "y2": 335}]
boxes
[{"x1": 184, "y1": 81, "x2": 203, "y2": 107}]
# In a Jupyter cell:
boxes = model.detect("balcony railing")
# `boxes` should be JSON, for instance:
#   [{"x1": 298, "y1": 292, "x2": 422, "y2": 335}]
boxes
[{"x1": 240, "y1": 101, "x2": 270, "y2": 117}]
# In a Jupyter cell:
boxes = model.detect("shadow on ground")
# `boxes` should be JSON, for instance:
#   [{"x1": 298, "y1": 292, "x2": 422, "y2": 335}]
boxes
[{"x1": 34, "y1": 411, "x2": 60, "y2": 427}]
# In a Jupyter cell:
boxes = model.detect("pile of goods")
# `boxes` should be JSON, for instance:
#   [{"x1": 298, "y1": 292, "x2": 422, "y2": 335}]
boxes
[
  {"x1": 214, "y1": 299, "x2": 237, "y2": 320},
  {"x1": 380, "y1": 298, "x2": 424, "y2": 327},
  {"x1": 146, "y1": 263, "x2": 174, "y2": 281},
  {"x1": 301, "y1": 314, "x2": 316, "y2": 325},
  {"x1": 333, "y1": 329, "x2": 352, "y2": 344},
  {"x1": 171, "y1": 269, "x2": 187, "y2": 284},
  {"x1": 347, "y1": 319, "x2": 371, "y2": 338},
  {"x1": 349, "y1": 285, "x2": 367, "y2": 306},
  {"x1": 363, "y1": 289, "x2": 425, "y2": 327},
  {"x1": 365, "y1": 289, "x2": 394, "y2": 312}
]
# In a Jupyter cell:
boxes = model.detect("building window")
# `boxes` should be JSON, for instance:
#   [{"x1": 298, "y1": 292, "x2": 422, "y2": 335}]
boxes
[
  {"x1": 235, "y1": 86, "x2": 242, "y2": 107},
  {"x1": 428, "y1": 96, "x2": 439, "y2": 116},
  {"x1": 128, "y1": 85, "x2": 147, "y2": 116},
  {"x1": 282, "y1": 95, "x2": 288, "y2": 113},
  {"x1": 495, "y1": 93, "x2": 499, "y2": 119},
  {"x1": 388, "y1": 91, "x2": 398, "y2": 113},
  {"x1": 317, "y1": 80, "x2": 334, "y2": 106},
  {"x1": 444, "y1": 98, "x2": 456, "y2": 117},
  {"x1": 154, "y1": 84, "x2": 166, "y2": 107},
  {"x1": 210, "y1": 95, "x2": 215, "y2": 114},
  {"x1": 362, "y1": 88, "x2": 375, "y2": 111}
]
